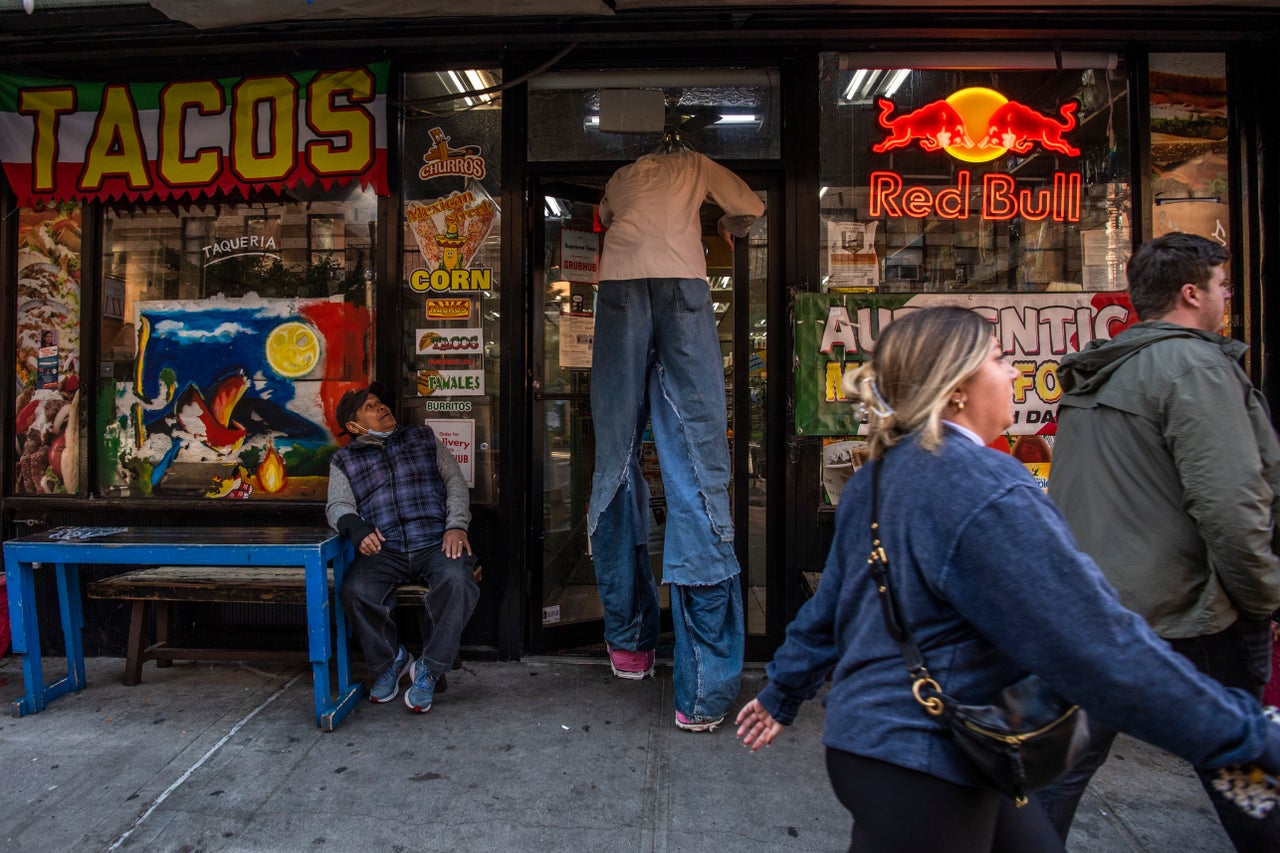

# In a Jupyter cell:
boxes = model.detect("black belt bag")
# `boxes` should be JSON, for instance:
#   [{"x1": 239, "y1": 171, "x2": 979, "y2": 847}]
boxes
[{"x1": 868, "y1": 459, "x2": 1089, "y2": 805}]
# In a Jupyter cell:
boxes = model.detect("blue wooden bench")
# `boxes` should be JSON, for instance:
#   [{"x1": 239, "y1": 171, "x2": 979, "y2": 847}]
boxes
[
  {"x1": 3, "y1": 527, "x2": 361, "y2": 728},
  {"x1": 86, "y1": 563, "x2": 481, "y2": 685}
]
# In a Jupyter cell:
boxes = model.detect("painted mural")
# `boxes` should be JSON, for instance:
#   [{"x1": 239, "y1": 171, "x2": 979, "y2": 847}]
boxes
[
  {"x1": 100, "y1": 295, "x2": 370, "y2": 499},
  {"x1": 14, "y1": 203, "x2": 83, "y2": 495}
]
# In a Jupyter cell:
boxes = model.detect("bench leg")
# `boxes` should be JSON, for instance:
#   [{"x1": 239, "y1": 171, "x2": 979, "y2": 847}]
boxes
[
  {"x1": 124, "y1": 601, "x2": 146, "y2": 686},
  {"x1": 154, "y1": 601, "x2": 173, "y2": 668}
]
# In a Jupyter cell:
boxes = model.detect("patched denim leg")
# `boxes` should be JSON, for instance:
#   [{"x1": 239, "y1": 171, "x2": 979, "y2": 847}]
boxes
[
  {"x1": 589, "y1": 279, "x2": 660, "y2": 652},
  {"x1": 671, "y1": 578, "x2": 745, "y2": 718},
  {"x1": 591, "y1": 464, "x2": 661, "y2": 652},
  {"x1": 649, "y1": 278, "x2": 737, "y2": 585}
]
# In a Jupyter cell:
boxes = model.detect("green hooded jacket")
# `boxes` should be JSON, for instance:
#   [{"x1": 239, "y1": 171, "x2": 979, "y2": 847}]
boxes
[{"x1": 1050, "y1": 320, "x2": 1280, "y2": 637}]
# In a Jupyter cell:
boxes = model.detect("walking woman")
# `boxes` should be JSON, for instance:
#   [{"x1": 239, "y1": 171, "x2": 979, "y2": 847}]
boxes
[{"x1": 736, "y1": 307, "x2": 1280, "y2": 852}]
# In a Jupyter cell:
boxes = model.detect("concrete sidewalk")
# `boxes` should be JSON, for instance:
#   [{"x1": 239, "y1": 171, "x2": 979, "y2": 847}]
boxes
[{"x1": 0, "y1": 656, "x2": 1231, "y2": 852}]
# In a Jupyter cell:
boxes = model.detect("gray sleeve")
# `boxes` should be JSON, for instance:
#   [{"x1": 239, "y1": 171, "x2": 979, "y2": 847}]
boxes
[
  {"x1": 436, "y1": 440, "x2": 472, "y2": 532},
  {"x1": 325, "y1": 462, "x2": 359, "y2": 531},
  {"x1": 1165, "y1": 364, "x2": 1280, "y2": 618}
]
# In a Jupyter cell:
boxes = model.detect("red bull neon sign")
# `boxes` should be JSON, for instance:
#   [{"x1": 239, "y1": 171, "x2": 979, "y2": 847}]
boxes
[
  {"x1": 869, "y1": 171, "x2": 1082, "y2": 222},
  {"x1": 873, "y1": 87, "x2": 1081, "y2": 162},
  {"x1": 870, "y1": 86, "x2": 1083, "y2": 221}
]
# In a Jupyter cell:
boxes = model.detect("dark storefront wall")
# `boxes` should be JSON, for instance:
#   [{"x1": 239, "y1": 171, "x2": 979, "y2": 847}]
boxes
[{"x1": 3, "y1": 9, "x2": 1279, "y2": 660}]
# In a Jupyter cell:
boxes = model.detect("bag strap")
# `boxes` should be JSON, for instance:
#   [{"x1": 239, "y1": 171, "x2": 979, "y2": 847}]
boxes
[{"x1": 869, "y1": 459, "x2": 946, "y2": 717}]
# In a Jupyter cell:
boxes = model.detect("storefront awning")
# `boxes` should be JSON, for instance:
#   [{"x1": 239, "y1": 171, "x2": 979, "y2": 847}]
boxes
[{"x1": 0, "y1": 0, "x2": 1261, "y2": 32}]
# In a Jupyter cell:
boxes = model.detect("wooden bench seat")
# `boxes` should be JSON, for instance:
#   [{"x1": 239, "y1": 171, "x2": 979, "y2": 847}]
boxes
[{"x1": 87, "y1": 563, "x2": 480, "y2": 686}]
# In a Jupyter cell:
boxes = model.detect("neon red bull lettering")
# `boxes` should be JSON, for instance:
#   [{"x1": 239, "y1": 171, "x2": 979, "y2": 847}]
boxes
[
  {"x1": 868, "y1": 87, "x2": 1084, "y2": 221},
  {"x1": 869, "y1": 170, "x2": 1082, "y2": 222}
]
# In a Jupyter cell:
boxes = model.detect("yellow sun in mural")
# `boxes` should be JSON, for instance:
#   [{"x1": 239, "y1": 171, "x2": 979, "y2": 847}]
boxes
[{"x1": 266, "y1": 321, "x2": 321, "y2": 378}]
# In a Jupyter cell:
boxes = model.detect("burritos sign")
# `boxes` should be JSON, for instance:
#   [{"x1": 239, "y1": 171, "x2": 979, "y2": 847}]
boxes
[
  {"x1": 794, "y1": 291, "x2": 1137, "y2": 436},
  {"x1": 0, "y1": 64, "x2": 389, "y2": 205}
]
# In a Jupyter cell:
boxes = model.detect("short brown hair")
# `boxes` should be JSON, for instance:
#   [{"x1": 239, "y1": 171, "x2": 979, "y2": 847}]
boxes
[{"x1": 1127, "y1": 232, "x2": 1229, "y2": 320}]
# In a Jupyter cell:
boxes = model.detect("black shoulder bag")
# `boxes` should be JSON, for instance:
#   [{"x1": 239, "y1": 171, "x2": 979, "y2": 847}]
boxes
[{"x1": 867, "y1": 459, "x2": 1089, "y2": 805}]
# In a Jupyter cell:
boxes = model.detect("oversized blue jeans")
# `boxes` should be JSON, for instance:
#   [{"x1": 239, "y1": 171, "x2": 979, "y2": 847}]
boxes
[{"x1": 588, "y1": 278, "x2": 745, "y2": 718}]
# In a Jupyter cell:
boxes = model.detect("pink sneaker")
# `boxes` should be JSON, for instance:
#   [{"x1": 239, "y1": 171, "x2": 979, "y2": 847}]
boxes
[
  {"x1": 607, "y1": 646, "x2": 655, "y2": 680},
  {"x1": 675, "y1": 710, "x2": 725, "y2": 732}
]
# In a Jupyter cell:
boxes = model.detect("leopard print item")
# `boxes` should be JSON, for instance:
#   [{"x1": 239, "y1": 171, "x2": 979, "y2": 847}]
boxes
[{"x1": 1212, "y1": 706, "x2": 1280, "y2": 819}]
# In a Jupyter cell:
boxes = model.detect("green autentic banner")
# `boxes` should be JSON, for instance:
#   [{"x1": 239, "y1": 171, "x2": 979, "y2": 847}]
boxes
[
  {"x1": 794, "y1": 291, "x2": 911, "y2": 436},
  {"x1": 793, "y1": 290, "x2": 1137, "y2": 436}
]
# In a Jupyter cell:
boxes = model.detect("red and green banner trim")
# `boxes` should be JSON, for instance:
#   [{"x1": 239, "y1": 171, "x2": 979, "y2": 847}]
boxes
[{"x1": 0, "y1": 63, "x2": 389, "y2": 205}]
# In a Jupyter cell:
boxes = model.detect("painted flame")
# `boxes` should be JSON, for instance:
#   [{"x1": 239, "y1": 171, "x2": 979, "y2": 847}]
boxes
[{"x1": 257, "y1": 443, "x2": 287, "y2": 493}]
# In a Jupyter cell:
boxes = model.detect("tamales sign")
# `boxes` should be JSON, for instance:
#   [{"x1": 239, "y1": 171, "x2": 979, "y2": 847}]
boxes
[{"x1": 0, "y1": 63, "x2": 389, "y2": 205}]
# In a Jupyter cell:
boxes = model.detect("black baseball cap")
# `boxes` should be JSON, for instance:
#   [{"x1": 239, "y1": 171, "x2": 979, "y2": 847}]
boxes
[{"x1": 335, "y1": 381, "x2": 389, "y2": 435}]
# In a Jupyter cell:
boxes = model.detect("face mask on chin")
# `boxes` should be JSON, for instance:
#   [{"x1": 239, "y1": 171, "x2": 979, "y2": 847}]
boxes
[{"x1": 364, "y1": 427, "x2": 394, "y2": 439}]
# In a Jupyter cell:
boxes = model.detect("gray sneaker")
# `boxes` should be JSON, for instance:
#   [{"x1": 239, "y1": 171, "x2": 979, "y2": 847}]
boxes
[
  {"x1": 404, "y1": 658, "x2": 441, "y2": 713},
  {"x1": 369, "y1": 646, "x2": 411, "y2": 703}
]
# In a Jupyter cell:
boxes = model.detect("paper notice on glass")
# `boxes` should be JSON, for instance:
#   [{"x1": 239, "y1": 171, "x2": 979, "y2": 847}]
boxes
[
  {"x1": 560, "y1": 311, "x2": 595, "y2": 369},
  {"x1": 560, "y1": 228, "x2": 601, "y2": 284},
  {"x1": 1081, "y1": 227, "x2": 1131, "y2": 291},
  {"x1": 425, "y1": 418, "x2": 475, "y2": 487},
  {"x1": 828, "y1": 221, "x2": 880, "y2": 291}
]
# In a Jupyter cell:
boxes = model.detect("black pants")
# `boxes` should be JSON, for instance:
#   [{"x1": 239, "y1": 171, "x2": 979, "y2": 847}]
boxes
[
  {"x1": 1035, "y1": 618, "x2": 1277, "y2": 852},
  {"x1": 825, "y1": 749, "x2": 1064, "y2": 853}
]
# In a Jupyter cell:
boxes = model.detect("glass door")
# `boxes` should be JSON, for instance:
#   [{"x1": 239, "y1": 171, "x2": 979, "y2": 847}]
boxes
[{"x1": 529, "y1": 177, "x2": 774, "y2": 655}]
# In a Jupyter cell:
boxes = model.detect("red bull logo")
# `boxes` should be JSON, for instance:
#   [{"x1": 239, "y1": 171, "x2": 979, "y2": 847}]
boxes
[
  {"x1": 869, "y1": 86, "x2": 1084, "y2": 221},
  {"x1": 869, "y1": 170, "x2": 1082, "y2": 222},
  {"x1": 873, "y1": 87, "x2": 1081, "y2": 163}
]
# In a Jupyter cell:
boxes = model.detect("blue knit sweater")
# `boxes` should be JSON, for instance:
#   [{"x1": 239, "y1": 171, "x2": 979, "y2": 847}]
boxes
[{"x1": 758, "y1": 428, "x2": 1276, "y2": 787}]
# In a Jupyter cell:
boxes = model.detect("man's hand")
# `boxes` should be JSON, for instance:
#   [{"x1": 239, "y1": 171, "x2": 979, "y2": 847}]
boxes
[
  {"x1": 358, "y1": 528, "x2": 386, "y2": 556},
  {"x1": 716, "y1": 220, "x2": 736, "y2": 251},
  {"x1": 442, "y1": 529, "x2": 472, "y2": 560}
]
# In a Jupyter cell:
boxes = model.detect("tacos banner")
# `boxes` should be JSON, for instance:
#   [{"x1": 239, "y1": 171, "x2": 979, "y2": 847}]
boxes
[
  {"x1": 0, "y1": 63, "x2": 389, "y2": 205},
  {"x1": 794, "y1": 291, "x2": 1137, "y2": 436}
]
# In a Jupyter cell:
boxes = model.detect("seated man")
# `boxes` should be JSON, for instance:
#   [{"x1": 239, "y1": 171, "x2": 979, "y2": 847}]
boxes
[{"x1": 326, "y1": 382, "x2": 479, "y2": 713}]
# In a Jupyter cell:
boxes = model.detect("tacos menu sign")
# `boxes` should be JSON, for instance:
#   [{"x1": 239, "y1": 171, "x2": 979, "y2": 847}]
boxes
[{"x1": 0, "y1": 64, "x2": 389, "y2": 205}]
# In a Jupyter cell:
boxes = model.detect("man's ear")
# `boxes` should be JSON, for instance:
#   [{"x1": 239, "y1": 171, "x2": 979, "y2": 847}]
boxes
[
  {"x1": 1181, "y1": 282, "x2": 1203, "y2": 306},
  {"x1": 346, "y1": 420, "x2": 364, "y2": 436}
]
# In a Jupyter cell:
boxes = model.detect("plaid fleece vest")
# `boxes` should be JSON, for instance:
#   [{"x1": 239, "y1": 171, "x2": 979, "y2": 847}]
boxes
[{"x1": 332, "y1": 425, "x2": 447, "y2": 552}]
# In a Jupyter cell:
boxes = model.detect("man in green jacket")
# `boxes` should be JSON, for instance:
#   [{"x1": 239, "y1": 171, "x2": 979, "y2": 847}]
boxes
[{"x1": 1037, "y1": 232, "x2": 1280, "y2": 847}]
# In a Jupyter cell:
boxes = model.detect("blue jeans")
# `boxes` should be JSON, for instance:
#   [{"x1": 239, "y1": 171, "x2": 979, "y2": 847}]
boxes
[
  {"x1": 339, "y1": 545, "x2": 480, "y2": 677},
  {"x1": 588, "y1": 278, "x2": 744, "y2": 717}
]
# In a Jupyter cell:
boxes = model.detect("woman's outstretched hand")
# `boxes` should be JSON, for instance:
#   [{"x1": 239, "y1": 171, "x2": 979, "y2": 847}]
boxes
[{"x1": 736, "y1": 698, "x2": 785, "y2": 752}]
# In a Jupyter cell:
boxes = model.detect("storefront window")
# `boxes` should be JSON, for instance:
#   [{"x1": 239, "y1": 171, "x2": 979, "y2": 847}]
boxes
[
  {"x1": 527, "y1": 69, "x2": 780, "y2": 161},
  {"x1": 804, "y1": 53, "x2": 1136, "y2": 497},
  {"x1": 401, "y1": 70, "x2": 503, "y2": 505},
  {"x1": 820, "y1": 52, "x2": 1131, "y2": 293},
  {"x1": 97, "y1": 186, "x2": 378, "y2": 499},
  {"x1": 1148, "y1": 55, "x2": 1228, "y2": 243},
  {"x1": 14, "y1": 203, "x2": 84, "y2": 495}
]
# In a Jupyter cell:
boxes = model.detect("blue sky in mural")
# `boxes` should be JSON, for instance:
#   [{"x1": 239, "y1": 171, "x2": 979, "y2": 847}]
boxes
[{"x1": 138, "y1": 301, "x2": 329, "y2": 448}]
